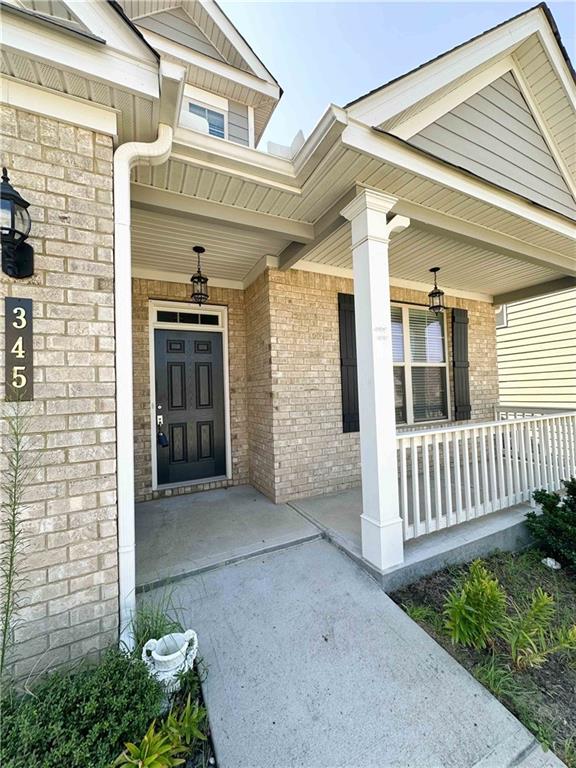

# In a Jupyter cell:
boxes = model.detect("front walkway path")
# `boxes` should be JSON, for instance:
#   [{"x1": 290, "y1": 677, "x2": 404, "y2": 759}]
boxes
[{"x1": 145, "y1": 538, "x2": 563, "y2": 768}]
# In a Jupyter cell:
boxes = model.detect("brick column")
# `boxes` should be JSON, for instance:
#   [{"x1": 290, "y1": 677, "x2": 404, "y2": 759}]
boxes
[{"x1": 341, "y1": 190, "x2": 409, "y2": 571}]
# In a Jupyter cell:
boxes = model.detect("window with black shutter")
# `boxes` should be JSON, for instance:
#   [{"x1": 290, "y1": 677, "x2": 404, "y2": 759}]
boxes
[
  {"x1": 338, "y1": 293, "x2": 359, "y2": 432},
  {"x1": 452, "y1": 308, "x2": 471, "y2": 420}
]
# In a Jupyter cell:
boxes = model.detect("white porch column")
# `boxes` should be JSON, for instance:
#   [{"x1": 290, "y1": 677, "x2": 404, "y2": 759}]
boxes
[{"x1": 341, "y1": 190, "x2": 410, "y2": 571}]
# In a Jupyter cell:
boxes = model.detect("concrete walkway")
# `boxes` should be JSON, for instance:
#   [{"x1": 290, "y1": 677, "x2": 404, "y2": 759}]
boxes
[{"x1": 144, "y1": 538, "x2": 564, "y2": 768}]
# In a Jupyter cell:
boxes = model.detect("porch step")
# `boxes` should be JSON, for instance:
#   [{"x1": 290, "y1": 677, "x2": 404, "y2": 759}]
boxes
[
  {"x1": 136, "y1": 531, "x2": 322, "y2": 593},
  {"x1": 289, "y1": 496, "x2": 533, "y2": 593}
]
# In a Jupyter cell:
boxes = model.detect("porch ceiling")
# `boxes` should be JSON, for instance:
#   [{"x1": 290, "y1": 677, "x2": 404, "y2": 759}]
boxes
[
  {"x1": 302, "y1": 223, "x2": 566, "y2": 298},
  {"x1": 131, "y1": 205, "x2": 291, "y2": 283}
]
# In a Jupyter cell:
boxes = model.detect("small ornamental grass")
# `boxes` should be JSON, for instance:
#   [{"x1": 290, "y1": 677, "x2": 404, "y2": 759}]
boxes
[{"x1": 0, "y1": 650, "x2": 164, "y2": 768}]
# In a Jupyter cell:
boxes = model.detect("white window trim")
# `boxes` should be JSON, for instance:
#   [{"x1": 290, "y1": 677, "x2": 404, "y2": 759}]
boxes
[
  {"x1": 148, "y1": 299, "x2": 232, "y2": 491},
  {"x1": 392, "y1": 302, "x2": 451, "y2": 425}
]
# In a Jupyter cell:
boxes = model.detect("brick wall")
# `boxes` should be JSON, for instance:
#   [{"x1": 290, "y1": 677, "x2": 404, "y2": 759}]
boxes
[
  {"x1": 0, "y1": 106, "x2": 117, "y2": 677},
  {"x1": 245, "y1": 271, "x2": 276, "y2": 498},
  {"x1": 266, "y1": 268, "x2": 499, "y2": 502},
  {"x1": 132, "y1": 277, "x2": 248, "y2": 501}
]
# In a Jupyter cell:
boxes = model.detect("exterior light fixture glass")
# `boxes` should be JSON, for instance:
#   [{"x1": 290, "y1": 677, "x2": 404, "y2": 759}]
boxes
[
  {"x1": 428, "y1": 267, "x2": 445, "y2": 315},
  {"x1": 1, "y1": 167, "x2": 34, "y2": 279},
  {"x1": 190, "y1": 245, "x2": 209, "y2": 305}
]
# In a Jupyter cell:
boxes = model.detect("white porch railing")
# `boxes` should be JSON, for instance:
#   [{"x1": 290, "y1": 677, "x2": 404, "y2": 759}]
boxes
[{"x1": 397, "y1": 412, "x2": 576, "y2": 541}]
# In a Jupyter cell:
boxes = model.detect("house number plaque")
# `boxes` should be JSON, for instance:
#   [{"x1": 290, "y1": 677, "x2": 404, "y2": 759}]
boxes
[{"x1": 5, "y1": 297, "x2": 33, "y2": 401}]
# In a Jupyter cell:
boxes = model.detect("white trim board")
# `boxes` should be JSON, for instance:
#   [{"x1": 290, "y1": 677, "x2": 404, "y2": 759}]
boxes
[
  {"x1": 148, "y1": 299, "x2": 233, "y2": 491},
  {"x1": 0, "y1": 78, "x2": 118, "y2": 135}
]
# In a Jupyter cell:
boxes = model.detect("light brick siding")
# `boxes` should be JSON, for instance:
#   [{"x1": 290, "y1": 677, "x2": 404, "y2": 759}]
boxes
[
  {"x1": 266, "y1": 268, "x2": 499, "y2": 502},
  {"x1": 131, "y1": 268, "x2": 498, "y2": 505},
  {"x1": 132, "y1": 278, "x2": 249, "y2": 501},
  {"x1": 245, "y1": 271, "x2": 276, "y2": 498},
  {"x1": 0, "y1": 106, "x2": 117, "y2": 677}
]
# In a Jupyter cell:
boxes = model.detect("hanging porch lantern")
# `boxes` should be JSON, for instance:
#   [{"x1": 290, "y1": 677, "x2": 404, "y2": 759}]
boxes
[
  {"x1": 428, "y1": 267, "x2": 445, "y2": 315},
  {"x1": 190, "y1": 245, "x2": 209, "y2": 305},
  {"x1": 1, "y1": 167, "x2": 34, "y2": 279}
]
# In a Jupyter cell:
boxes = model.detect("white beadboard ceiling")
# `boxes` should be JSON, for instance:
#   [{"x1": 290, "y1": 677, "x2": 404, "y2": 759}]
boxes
[
  {"x1": 130, "y1": 205, "x2": 290, "y2": 281},
  {"x1": 300, "y1": 222, "x2": 564, "y2": 297}
]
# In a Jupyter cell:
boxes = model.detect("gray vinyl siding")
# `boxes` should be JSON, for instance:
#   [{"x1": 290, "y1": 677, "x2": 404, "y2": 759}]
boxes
[
  {"x1": 497, "y1": 289, "x2": 576, "y2": 408},
  {"x1": 137, "y1": 7, "x2": 225, "y2": 62},
  {"x1": 228, "y1": 101, "x2": 250, "y2": 146},
  {"x1": 409, "y1": 71, "x2": 576, "y2": 221}
]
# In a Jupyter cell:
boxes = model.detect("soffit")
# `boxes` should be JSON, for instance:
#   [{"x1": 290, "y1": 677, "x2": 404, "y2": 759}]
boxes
[
  {"x1": 130, "y1": 205, "x2": 290, "y2": 281},
  {"x1": 304, "y1": 222, "x2": 565, "y2": 297}
]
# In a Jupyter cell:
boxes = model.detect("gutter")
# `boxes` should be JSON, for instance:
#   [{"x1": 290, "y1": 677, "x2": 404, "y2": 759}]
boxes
[{"x1": 114, "y1": 124, "x2": 174, "y2": 650}]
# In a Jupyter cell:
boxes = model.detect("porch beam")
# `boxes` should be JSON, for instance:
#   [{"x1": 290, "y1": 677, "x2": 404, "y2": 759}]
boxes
[
  {"x1": 494, "y1": 277, "x2": 576, "y2": 305},
  {"x1": 393, "y1": 199, "x2": 576, "y2": 277},
  {"x1": 341, "y1": 189, "x2": 409, "y2": 571},
  {"x1": 130, "y1": 184, "x2": 314, "y2": 242},
  {"x1": 278, "y1": 189, "x2": 357, "y2": 270}
]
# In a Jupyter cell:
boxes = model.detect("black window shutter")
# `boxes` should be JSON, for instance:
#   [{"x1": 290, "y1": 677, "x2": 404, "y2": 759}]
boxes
[
  {"x1": 452, "y1": 308, "x2": 471, "y2": 421},
  {"x1": 338, "y1": 293, "x2": 359, "y2": 433}
]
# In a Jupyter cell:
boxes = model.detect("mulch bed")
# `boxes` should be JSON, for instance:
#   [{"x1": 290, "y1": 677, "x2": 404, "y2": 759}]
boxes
[{"x1": 391, "y1": 549, "x2": 576, "y2": 767}]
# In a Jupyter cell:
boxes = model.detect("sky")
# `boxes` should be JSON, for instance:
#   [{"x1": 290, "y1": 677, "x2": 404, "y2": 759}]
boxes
[{"x1": 218, "y1": 1, "x2": 576, "y2": 148}]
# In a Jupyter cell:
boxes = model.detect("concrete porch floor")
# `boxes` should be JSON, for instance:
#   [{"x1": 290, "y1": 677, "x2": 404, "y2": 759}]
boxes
[
  {"x1": 135, "y1": 485, "x2": 320, "y2": 589},
  {"x1": 136, "y1": 483, "x2": 532, "y2": 592}
]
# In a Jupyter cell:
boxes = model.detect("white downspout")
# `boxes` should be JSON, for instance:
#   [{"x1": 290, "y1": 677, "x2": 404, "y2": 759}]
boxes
[{"x1": 114, "y1": 123, "x2": 173, "y2": 650}]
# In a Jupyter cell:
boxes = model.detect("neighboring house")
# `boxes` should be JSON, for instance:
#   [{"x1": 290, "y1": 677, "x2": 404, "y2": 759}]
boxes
[
  {"x1": 497, "y1": 288, "x2": 576, "y2": 410},
  {"x1": 1, "y1": 0, "x2": 575, "y2": 677}
]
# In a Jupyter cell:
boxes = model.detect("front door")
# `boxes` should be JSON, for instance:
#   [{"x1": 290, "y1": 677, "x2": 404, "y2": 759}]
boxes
[{"x1": 154, "y1": 329, "x2": 226, "y2": 485}]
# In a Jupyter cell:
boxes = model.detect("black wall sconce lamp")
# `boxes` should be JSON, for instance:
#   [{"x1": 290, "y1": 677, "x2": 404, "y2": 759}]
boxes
[{"x1": 1, "y1": 168, "x2": 34, "y2": 279}]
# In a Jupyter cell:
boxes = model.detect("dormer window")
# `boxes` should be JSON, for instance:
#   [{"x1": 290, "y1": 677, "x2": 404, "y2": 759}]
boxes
[{"x1": 188, "y1": 102, "x2": 226, "y2": 139}]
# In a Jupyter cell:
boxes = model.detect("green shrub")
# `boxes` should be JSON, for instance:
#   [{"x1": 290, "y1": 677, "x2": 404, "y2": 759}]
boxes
[
  {"x1": 444, "y1": 560, "x2": 506, "y2": 649},
  {"x1": 499, "y1": 587, "x2": 576, "y2": 669},
  {"x1": 1, "y1": 650, "x2": 164, "y2": 768},
  {"x1": 528, "y1": 478, "x2": 576, "y2": 571}
]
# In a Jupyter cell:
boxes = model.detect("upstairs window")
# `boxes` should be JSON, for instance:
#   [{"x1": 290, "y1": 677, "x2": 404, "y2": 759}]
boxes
[{"x1": 188, "y1": 102, "x2": 226, "y2": 139}]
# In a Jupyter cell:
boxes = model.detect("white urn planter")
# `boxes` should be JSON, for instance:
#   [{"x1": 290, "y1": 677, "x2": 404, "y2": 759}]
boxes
[{"x1": 142, "y1": 629, "x2": 198, "y2": 695}]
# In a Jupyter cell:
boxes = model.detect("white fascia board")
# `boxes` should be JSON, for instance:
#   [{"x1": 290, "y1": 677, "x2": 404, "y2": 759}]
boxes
[
  {"x1": 295, "y1": 260, "x2": 494, "y2": 303},
  {"x1": 536, "y1": 25, "x2": 576, "y2": 113},
  {"x1": 172, "y1": 104, "x2": 346, "y2": 189},
  {"x1": 3, "y1": 14, "x2": 159, "y2": 99},
  {"x1": 131, "y1": 183, "x2": 314, "y2": 241},
  {"x1": 348, "y1": 11, "x2": 541, "y2": 126},
  {"x1": 392, "y1": 57, "x2": 514, "y2": 140},
  {"x1": 1, "y1": 78, "x2": 118, "y2": 135},
  {"x1": 67, "y1": 0, "x2": 158, "y2": 64},
  {"x1": 139, "y1": 30, "x2": 280, "y2": 101},
  {"x1": 342, "y1": 120, "x2": 576, "y2": 244},
  {"x1": 198, "y1": 0, "x2": 276, "y2": 84}
]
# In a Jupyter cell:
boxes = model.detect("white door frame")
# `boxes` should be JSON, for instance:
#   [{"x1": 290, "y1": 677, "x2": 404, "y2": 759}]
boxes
[{"x1": 148, "y1": 299, "x2": 232, "y2": 491}]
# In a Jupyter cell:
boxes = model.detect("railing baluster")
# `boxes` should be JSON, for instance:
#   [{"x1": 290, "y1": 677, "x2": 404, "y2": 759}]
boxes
[
  {"x1": 517, "y1": 420, "x2": 528, "y2": 503},
  {"x1": 487, "y1": 425, "x2": 498, "y2": 511},
  {"x1": 479, "y1": 427, "x2": 490, "y2": 516},
  {"x1": 443, "y1": 432, "x2": 453, "y2": 527},
  {"x1": 399, "y1": 439, "x2": 410, "y2": 540},
  {"x1": 410, "y1": 436, "x2": 421, "y2": 539},
  {"x1": 462, "y1": 429, "x2": 472, "y2": 519},
  {"x1": 422, "y1": 434, "x2": 432, "y2": 534},
  {"x1": 471, "y1": 427, "x2": 481, "y2": 516},
  {"x1": 504, "y1": 423, "x2": 514, "y2": 506},
  {"x1": 496, "y1": 423, "x2": 505, "y2": 508},
  {"x1": 511, "y1": 421, "x2": 520, "y2": 505},
  {"x1": 433, "y1": 433, "x2": 442, "y2": 529},
  {"x1": 541, "y1": 420, "x2": 551, "y2": 490},
  {"x1": 453, "y1": 432, "x2": 463, "y2": 524}
]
